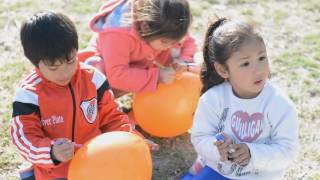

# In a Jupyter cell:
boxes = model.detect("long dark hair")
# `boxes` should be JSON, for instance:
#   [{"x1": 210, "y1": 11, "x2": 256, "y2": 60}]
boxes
[
  {"x1": 134, "y1": 0, "x2": 192, "y2": 41},
  {"x1": 201, "y1": 17, "x2": 263, "y2": 94}
]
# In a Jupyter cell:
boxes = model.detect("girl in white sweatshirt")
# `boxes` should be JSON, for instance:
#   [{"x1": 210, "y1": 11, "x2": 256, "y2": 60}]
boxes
[{"x1": 182, "y1": 17, "x2": 299, "y2": 180}]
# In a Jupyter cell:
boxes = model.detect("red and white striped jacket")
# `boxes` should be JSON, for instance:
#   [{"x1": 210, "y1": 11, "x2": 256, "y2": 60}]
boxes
[{"x1": 11, "y1": 62, "x2": 136, "y2": 180}]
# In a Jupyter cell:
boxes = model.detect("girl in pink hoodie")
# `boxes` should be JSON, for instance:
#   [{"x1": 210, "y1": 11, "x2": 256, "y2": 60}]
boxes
[{"x1": 79, "y1": 0, "x2": 196, "y2": 96}]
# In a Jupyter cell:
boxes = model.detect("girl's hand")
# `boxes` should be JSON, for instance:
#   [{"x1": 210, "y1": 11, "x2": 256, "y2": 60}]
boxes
[
  {"x1": 172, "y1": 61, "x2": 202, "y2": 74},
  {"x1": 228, "y1": 143, "x2": 251, "y2": 166},
  {"x1": 171, "y1": 59, "x2": 188, "y2": 73},
  {"x1": 214, "y1": 132, "x2": 233, "y2": 161},
  {"x1": 173, "y1": 64, "x2": 188, "y2": 73},
  {"x1": 159, "y1": 66, "x2": 176, "y2": 84},
  {"x1": 144, "y1": 139, "x2": 160, "y2": 151},
  {"x1": 52, "y1": 138, "x2": 75, "y2": 162}
]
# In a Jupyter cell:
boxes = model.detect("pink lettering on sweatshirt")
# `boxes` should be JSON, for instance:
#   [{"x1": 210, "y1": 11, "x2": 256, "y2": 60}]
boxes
[{"x1": 231, "y1": 111, "x2": 263, "y2": 142}]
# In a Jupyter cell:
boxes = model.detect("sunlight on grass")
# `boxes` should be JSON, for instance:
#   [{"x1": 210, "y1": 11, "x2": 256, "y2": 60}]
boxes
[
  {"x1": 276, "y1": 52, "x2": 320, "y2": 71},
  {"x1": 0, "y1": 114, "x2": 23, "y2": 177},
  {"x1": 302, "y1": 0, "x2": 320, "y2": 12},
  {"x1": 206, "y1": 0, "x2": 220, "y2": 4},
  {"x1": 272, "y1": 8, "x2": 289, "y2": 25},
  {"x1": 226, "y1": 0, "x2": 259, "y2": 5},
  {"x1": 191, "y1": 6, "x2": 202, "y2": 17},
  {"x1": 199, "y1": 1, "x2": 212, "y2": 10},
  {"x1": 70, "y1": 0, "x2": 102, "y2": 14},
  {"x1": 304, "y1": 33, "x2": 320, "y2": 44},
  {"x1": 313, "y1": 173, "x2": 320, "y2": 180},
  {"x1": 0, "y1": 61, "x2": 31, "y2": 92},
  {"x1": 0, "y1": 61, "x2": 31, "y2": 174},
  {"x1": 0, "y1": 0, "x2": 40, "y2": 11},
  {"x1": 304, "y1": 34, "x2": 320, "y2": 60},
  {"x1": 0, "y1": 1, "x2": 39, "y2": 28},
  {"x1": 241, "y1": 8, "x2": 254, "y2": 16},
  {"x1": 0, "y1": 60, "x2": 33, "y2": 178}
]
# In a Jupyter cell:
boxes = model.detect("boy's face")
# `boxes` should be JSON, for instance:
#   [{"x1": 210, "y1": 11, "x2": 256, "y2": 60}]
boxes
[{"x1": 38, "y1": 50, "x2": 78, "y2": 86}]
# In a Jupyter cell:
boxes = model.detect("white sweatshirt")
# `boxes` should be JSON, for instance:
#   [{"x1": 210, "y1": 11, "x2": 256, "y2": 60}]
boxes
[{"x1": 191, "y1": 81, "x2": 299, "y2": 180}]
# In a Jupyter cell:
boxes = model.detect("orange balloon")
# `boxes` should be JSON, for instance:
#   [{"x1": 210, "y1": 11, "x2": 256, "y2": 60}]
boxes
[
  {"x1": 68, "y1": 131, "x2": 152, "y2": 180},
  {"x1": 133, "y1": 71, "x2": 202, "y2": 137}
]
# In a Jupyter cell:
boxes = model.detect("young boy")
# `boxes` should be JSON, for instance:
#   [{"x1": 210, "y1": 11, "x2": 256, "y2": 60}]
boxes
[{"x1": 11, "y1": 11, "x2": 155, "y2": 180}]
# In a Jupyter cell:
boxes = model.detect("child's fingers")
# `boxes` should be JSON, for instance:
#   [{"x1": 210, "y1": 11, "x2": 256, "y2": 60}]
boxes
[
  {"x1": 56, "y1": 142, "x2": 74, "y2": 155},
  {"x1": 228, "y1": 144, "x2": 250, "y2": 163},
  {"x1": 58, "y1": 152, "x2": 74, "y2": 162},
  {"x1": 54, "y1": 140, "x2": 74, "y2": 151},
  {"x1": 220, "y1": 149, "x2": 230, "y2": 161},
  {"x1": 54, "y1": 138, "x2": 70, "y2": 145},
  {"x1": 221, "y1": 132, "x2": 233, "y2": 145},
  {"x1": 214, "y1": 141, "x2": 229, "y2": 151},
  {"x1": 238, "y1": 158, "x2": 250, "y2": 166},
  {"x1": 214, "y1": 142, "x2": 230, "y2": 161},
  {"x1": 55, "y1": 143, "x2": 75, "y2": 162},
  {"x1": 213, "y1": 140, "x2": 223, "y2": 146},
  {"x1": 228, "y1": 145, "x2": 236, "y2": 154},
  {"x1": 232, "y1": 152, "x2": 250, "y2": 166},
  {"x1": 228, "y1": 146, "x2": 242, "y2": 158},
  {"x1": 230, "y1": 149, "x2": 245, "y2": 161},
  {"x1": 216, "y1": 147, "x2": 229, "y2": 161},
  {"x1": 59, "y1": 140, "x2": 74, "y2": 147},
  {"x1": 61, "y1": 148, "x2": 74, "y2": 158},
  {"x1": 214, "y1": 140, "x2": 230, "y2": 150},
  {"x1": 173, "y1": 64, "x2": 188, "y2": 73}
]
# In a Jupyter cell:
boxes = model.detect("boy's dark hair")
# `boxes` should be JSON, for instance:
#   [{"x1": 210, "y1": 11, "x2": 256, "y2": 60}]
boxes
[
  {"x1": 201, "y1": 17, "x2": 263, "y2": 94},
  {"x1": 135, "y1": 0, "x2": 192, "y2": 41},
  {"x1": 20, "y1": 11, "x2": 78, "y2": 67}
]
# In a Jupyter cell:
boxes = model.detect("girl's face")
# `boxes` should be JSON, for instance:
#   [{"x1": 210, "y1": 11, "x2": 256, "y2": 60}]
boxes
[
  {"x1": 217, "y1": 38, "x2": 270, "y2": 99},
  {"x1": 148, "y1": 38, "x2": 178, "y2": 51},
  {"x1": 38, "y1": 50, "x2": 78, "y2": 86}
]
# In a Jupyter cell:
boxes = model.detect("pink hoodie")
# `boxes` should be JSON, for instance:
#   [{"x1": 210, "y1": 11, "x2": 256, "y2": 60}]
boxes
[{"x1": 86, "y1": 0, "x2": 196, "y2": 93}]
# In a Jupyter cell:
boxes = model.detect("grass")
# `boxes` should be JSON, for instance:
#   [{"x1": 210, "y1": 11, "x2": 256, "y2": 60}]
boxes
[
  {"x1": 302, "y1": 0, "x2": 320, "y2": 12},
  {"x1": 0, "y1": 62, "x2": 31, "y2": 180},
  {"x1": 241, "y1": 8, "x2": 254, "y2": 16},
  {"x1": 272, "y1": 8, "x2": 289, "y2": 25},
  {"x1": 0, "y1": 0, "x2": 319, "y2": 179}
]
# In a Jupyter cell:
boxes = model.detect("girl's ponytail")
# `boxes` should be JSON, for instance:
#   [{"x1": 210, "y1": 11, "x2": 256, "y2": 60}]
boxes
[{"x1": 201, "y1": 18, "x2": 227, "y2": 94}]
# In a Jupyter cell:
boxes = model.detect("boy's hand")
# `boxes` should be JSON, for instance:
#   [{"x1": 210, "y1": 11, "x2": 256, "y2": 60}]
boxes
[
  {"x1": 214, "y1": 133, "x2": 233, "y2": 162},
  {"x1": 159, "y1": 66, "x2": 176, "y2": 84},
  {"x1": 52, "y1": 138, "x2": 75, "y2": 162},
  {"x1": 228, "y1": 143, "x2": 251, "y2": 166},
  {"x1": 144, "y1": 139, "x2": 159, "y2": 151}
]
